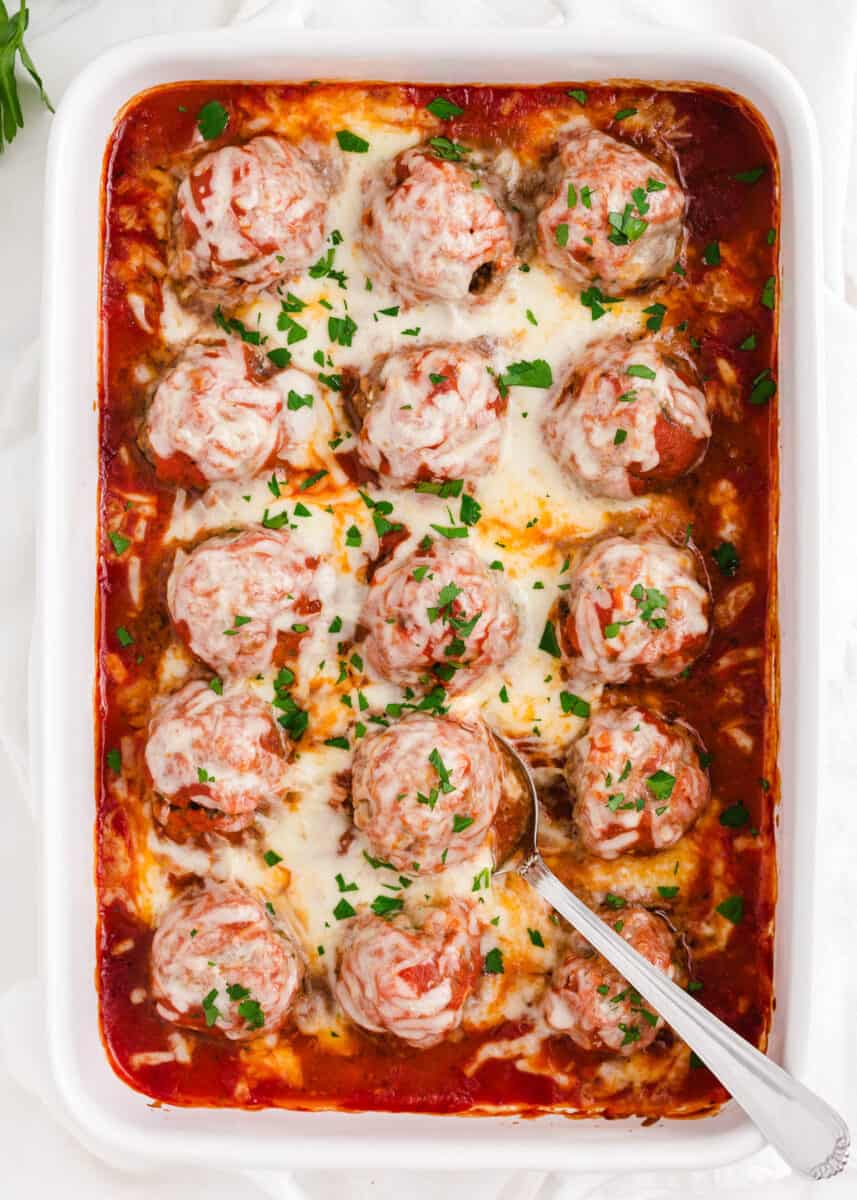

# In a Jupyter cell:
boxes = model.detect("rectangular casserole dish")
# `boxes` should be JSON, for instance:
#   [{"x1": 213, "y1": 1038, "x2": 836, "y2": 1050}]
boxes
[{"x1": 37, "y1": 25, "x2": 823, "y2": 1172}]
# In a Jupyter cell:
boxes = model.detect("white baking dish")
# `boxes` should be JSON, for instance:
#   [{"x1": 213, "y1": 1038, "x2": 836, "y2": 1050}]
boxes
[{"x1": 36, "y1": 26, "x2": 824, "y2": 1173}]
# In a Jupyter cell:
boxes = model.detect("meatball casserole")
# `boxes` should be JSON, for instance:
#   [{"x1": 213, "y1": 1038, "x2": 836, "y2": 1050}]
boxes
[{"x1": 97, "y1": 80, "x2": 779, "y2": 1118}]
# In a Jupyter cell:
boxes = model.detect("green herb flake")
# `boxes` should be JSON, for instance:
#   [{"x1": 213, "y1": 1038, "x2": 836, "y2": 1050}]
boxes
[
  {"x1": 560, "y1": 691, "x2": 590, "y2": 718},
  {"x1": 712, "y1": 541, "x2": 740, "y2": 577},
  {"x1": 333, "y1": 898, "x2": 357, "y2": 920},
  {"x1": 538, "y1": 620, "x2": 562, "y2": 659},
  {"x1": 720, "y1": 802, "x2": 750, "y2": 828},
  {"x1": 197, "y1": 100, "x2": 229, "y2": 140},
  {"x1": 734, "y1": 166, "x2": 765, "y2": 184},
  {"x1": 716, "y1": 895, "x2": 744, "y2": 924},
  {"x1": 336, "y1": 129, "x2": 369, "y2": 153},
  {"x1": 483, "y1": 947, "x2": 504, "y2": 975},
  {"x1": 426, "y1": 96, "x2": 463, "y2": 120}
]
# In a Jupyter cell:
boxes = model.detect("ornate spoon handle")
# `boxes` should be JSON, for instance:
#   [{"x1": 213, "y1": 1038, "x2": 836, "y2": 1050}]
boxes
[{"x1": 521, "y1": 853, "x2": 849, "y2": 1180}]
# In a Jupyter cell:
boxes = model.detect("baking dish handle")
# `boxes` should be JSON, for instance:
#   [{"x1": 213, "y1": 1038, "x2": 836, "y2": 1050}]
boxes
[{"x1": 521, "y1": 853, "x2": 850, "y2": 1181}]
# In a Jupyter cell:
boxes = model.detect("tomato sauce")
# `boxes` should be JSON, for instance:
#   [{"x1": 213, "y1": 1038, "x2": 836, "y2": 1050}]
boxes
[{"x1": 97, "y1": 79, "x2": 779, "y2": 1118}]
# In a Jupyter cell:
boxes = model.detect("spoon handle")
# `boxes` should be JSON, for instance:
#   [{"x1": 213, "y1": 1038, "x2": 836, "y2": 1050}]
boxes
[{"x1": 521, "y1": 853, "x2": 849, "y2": 1180}]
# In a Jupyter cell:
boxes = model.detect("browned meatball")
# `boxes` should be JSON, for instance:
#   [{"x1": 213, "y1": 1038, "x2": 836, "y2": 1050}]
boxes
[
  {"x1": 335, "y1": 900, "x2": 482, "y2": 1047},
  {"x1": 543, "y1": 338, "x2": 710, "y2": 499},
  {"x1": 561, "y1": 534, "x2": 711, "y2": 684},
  {"x1": 360, "y1": 145, "x2": 518, "y2": 303},
  {"x1": 537, "y1": 128, "x2": 684, "y2": 294},
  {"x1": 151, "y1": 883, "x2": 303, "y2": 1040},
  {"x1": 568, "y1": 706, "x2": 710, "y2": 858},
  {"x1": 544, "y1": 906, "x2": 680, "y2": 1054}
]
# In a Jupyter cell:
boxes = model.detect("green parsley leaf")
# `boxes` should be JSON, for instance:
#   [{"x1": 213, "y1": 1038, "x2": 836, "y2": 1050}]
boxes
[
  {"x1": 560, "y1": 691, "x2": 590, "y2": 718},
  {"x1": 614, "y1": 107, "x2": 637, "y2": 121},
  {"x1": 646, "y1": 770, "x2": 675, "y2": 801},
  {"x1": 501, "y1": 359, "x2": 553, "y2": 390},
  {"x1": 429, "y1": 135, "x2": 468, "y2": 161},
  {"x1": 267, "y1": 347, "x2": 292, "y2": 368},
  {"x1": 460, "y1": 494, "x2": 481, "y2": 526},
  {"x1": 761, "y1": 275, "x2": 776, "y2": 309},
  {"x1": 116, "y1": 626, "x2": 134, "y2": 647},
  {"x1": 657, "y1": 885, "x2": 679, "y2": 899},
  {"x1": 712, "y1": 541, "x2": 740, "y2": 577},
  {"x1": 739, "y1": 333, "x2": 757, "y2": 351},
  {"x1": 370, "y1": 894, "x2": 404, "y2": 916},
  {"x1": 336, "y1": 129, "x2": 369, "y2": 153},
  {"x1": 734, "y1": 166, "x2": 765, "y2": 184},
  {"x1": 452, "y1": 814, "x2": 474, "y2": 833},
  {"x1": 426, "y1": 96, "x2": 463, "y2": 119},
  {"x1": 527, "y1": 928, "x2": 545, "y2": 947},
  {"x1": 333, "y1": 897, "x2": 356, "y2": 920},
  {"x1": 202, "y1": 988, "x2": 220, "y2": 1027},
  {"x1": 614, "y1": 428, "x2": 628, "y2": 445},
  {"x1": 197, "y1": 100, "x2": 229, "y2": 140},
  {"x1": 567, "y1": 88, "x2": 587, "y2": 105},
  {"x1": 716, "y1": 895, "x2": 744, "y2": 924},
  {"x1": 483, "y1": 947, "x2": 504, "y2": 974},
  {"x1": 702, "y1": 241, "x2": 721, "y2": 266},
  {"x1": 237, "y1": 998, "x2": 265, "y2": 1030},
  {"x1": 538, "y1": 620, "x2": 561, "y2": 658},
  {"x1": 626, "y1": 363, "x2": 656, "y2": 380},
  {"x1": 209, "y1": 677, "x2": 223, "y2": 695},
  {"x1": 720, "y1": 802, "x2": 750, "y2": 828},
  {"x1": 555, "y1": 222, "x2": 569, "y2": 247},
  {"x1": 106, "y1": 748, "x2": 121, "y2": 773},
  {"x1": 108, "y1": 531, "x2": 130, "y2": 555},
  {"x1": 263, "y1": 849, "x2": 283, "y2": 867},
  {"x1": 643, "y1": 302, "x2": 666, "y2": 332}
]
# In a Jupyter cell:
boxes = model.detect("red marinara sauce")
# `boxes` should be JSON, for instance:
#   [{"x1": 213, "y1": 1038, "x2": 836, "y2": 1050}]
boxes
[{"x1": 97, "y1": 79, "x2": 779, "y2": 1117}]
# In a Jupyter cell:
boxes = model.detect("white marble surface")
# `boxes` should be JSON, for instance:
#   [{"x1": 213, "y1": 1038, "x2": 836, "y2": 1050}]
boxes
[{"x1": 1, "y1": 2, "x2": 856, "y2": 1197}]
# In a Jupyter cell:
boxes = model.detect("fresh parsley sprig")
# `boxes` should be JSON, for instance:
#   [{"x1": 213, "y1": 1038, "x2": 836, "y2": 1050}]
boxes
[{"x1": 1, "y1": 1, "x2": 53, "y2": 154}]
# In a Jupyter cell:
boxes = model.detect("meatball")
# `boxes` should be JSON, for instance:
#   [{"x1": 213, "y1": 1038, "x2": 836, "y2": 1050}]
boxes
[
  {"x1": 568, "y1": 706, "x2": 710, "y2": 858},
  {"x1": 543, "y1": 338, "x2": 710, "y2": 500},
  {"x1": 352, "y1": 713, "x2": 503, "y2": 874},
  {"x1": 561, "y1": 534, "x2": 711, "y2": 683},
  {"x1": 335, "y1": 900, "x2": 481, "y2": 1047},
  {"x1": 355, "y1": 343, "x2": 506, "y2": 486},
  {"x1": 544, "y1": 906, "x2": 679, "y2": 1054},
  {"x1": 142, "y1": 338, "x2": 285, "y2": 486},
  {"x1": 167, "y1": 526, "x2": 328, "y2": 678},
  {"x1": 360, "y1": 538, "x2": 520, "y2": 693},
  {"x1": 151, "y1": 883, "x2": 304, "y2": 1040},
  {"x1": 170, "y1": 136, "x2": 329, "y2": 304},
  {"x1": 145, "y1": 679, "x2": 287, "y2": 837},
  {"x1": 360, "y1": 145, "x2": 518, "y2": 303},
  {"x1": 537, "y1": 128, "x2": 684, "y2": 294}
]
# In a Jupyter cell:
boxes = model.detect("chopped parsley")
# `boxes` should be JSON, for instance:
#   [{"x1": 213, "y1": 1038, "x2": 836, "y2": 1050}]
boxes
[
  {"x1": 712, "y1": 541, "x2": 740, "y2": 577},
  {"x1": 716, "y1": 895, "x2": 744, "y2": 924},
  {"x1": 483, "y1": 947, "x2": 504, "y2": 974},
  {"x1": 197, "y1": 100, "x2": 229, "y2": 140},
  {"x1": 336, "y1": 129, "x2": 369, "y2": 153},
  {"x1": 426, "y1": 96, "x2": 463, "y2": 119}
]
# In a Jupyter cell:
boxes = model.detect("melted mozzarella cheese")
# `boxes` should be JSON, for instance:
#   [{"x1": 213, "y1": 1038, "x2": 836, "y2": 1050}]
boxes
[{"x1": 150, "y1": 112, "x2": 690, "y2": 1051}]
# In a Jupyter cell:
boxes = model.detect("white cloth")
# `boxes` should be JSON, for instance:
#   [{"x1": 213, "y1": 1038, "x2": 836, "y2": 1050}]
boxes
[{"x1": 1, "y1": 1, "x2": 856, "y2": 1197}]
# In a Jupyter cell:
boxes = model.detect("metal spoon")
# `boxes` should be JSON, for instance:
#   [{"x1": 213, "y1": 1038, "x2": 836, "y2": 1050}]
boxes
[{"x1": 492, "y1": 732, "x2": 849, "y2": 1180}]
